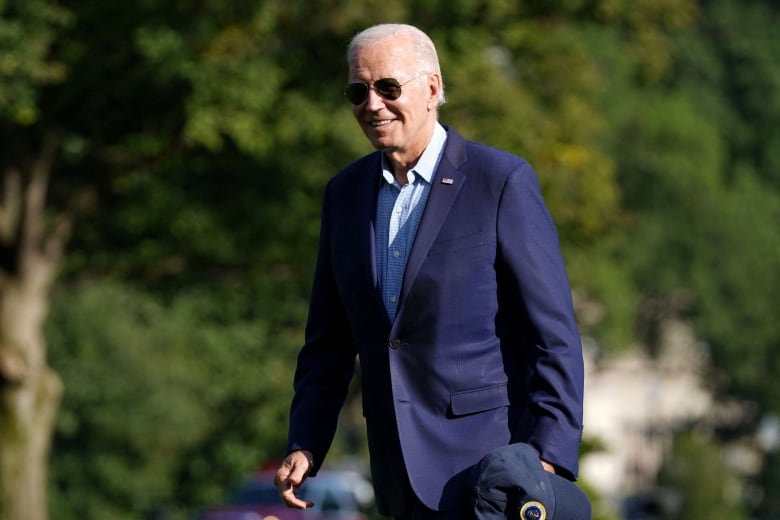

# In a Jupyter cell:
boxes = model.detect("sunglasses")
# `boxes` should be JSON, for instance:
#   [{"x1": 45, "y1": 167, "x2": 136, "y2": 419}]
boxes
[{"x1": 344, "y1": 74, "x2": 428, "y2": 105}]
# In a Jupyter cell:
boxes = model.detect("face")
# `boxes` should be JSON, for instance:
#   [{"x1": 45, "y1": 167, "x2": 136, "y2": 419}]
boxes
[{"x1": 348, "y1": 36, "x2": 441, "y2": 165}]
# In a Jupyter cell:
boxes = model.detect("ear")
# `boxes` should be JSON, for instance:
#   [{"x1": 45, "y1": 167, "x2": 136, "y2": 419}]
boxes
[{"x1": 427, "y1": 73, "x2": 442, "y2": 110}]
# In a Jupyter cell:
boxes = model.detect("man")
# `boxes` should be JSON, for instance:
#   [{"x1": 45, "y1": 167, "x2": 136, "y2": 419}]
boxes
[{"x1": 275, "y1": 23, "x2": 587, "y2": 519}]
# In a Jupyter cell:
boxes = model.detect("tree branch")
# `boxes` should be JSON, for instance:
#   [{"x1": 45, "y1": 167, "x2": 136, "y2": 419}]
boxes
[
  {"x1": 0, "y1": 168, "x2": 22, "y2": 245},
  {"x1": 20, "y1": 132, "x2": 60, "y2": 274},
  {"x1": 42, "y1": 186, "x2": 96, "y2": 262}
]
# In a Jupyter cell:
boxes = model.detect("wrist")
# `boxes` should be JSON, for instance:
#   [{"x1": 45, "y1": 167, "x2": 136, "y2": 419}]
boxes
[{"x1": 302, "y1": 450, "x2": 314, "y2": 474}]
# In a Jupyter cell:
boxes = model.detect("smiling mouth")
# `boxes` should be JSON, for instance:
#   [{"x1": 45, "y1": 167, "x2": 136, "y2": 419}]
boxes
[{"x1": 369, "y1": 120, "x2": 393, "y2": 127}]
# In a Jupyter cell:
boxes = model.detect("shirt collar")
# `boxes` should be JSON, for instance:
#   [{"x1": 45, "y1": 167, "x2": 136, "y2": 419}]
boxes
[{"x1": 381, "y1": 123, "x2": 448, "y2": 186}]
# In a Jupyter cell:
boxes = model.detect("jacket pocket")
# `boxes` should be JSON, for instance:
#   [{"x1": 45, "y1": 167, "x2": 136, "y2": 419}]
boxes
[
  {"x1": 429, "y1": 230, "x2": 485, "y2": 256},
  {"x1": 450, "y1": 383, "x2": 510, "y2": 416}
]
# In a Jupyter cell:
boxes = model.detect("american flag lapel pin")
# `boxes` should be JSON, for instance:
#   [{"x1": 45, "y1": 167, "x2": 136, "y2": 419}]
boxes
[{"x1": 441, "y1": 177, "x2": 454, "y2": 185}]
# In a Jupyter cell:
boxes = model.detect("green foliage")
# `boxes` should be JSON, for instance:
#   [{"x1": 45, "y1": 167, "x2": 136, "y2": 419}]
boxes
[
  {"x1": 658, "y1": 431, "x2": 748, "y2": 519},
  {"x1": 690, "y1": 176, "x2": 780, "y2": 406},
  {"x1": 600, "y1": 0, "x2": 780, "y2": 406},
  {"x1": 703, "y1": 0, "x2": 780, "y2": 185},
  {"x1": 46, "y1": 282, "x2": 296, "y2": 518},
  {"x1": 437, "y1": 20, "x2": 622, "y2": 245},
  {"x1": 0, "y1": 0, "x2": 70, "y2": 124}
]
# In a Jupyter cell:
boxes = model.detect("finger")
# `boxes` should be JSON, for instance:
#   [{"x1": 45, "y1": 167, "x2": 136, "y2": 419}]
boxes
[
  {"x1": 278, "y1": 478, "x2": 314, "y2": 509},
  {"x1": 286, "y1": 460, "x2": 309, "y2": 485}
]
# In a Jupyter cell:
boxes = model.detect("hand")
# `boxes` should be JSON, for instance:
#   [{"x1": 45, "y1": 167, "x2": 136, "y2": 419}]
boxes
[
  {"x1": 275, "y1": 450, "x2": 315, "y2": 509},
  {"x1": 541, "y1": 459, "x2": 557, "y2": 474}
]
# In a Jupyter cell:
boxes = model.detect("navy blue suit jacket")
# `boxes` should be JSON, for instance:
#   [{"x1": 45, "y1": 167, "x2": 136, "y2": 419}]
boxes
[{"x1": 287, "y1": 126, "x2": 584, "y2": 514}]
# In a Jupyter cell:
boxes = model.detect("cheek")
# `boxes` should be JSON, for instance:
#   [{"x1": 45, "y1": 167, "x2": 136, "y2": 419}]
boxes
[{"x1": 402, "y1": 100, "x2": 425, "y2": 121}]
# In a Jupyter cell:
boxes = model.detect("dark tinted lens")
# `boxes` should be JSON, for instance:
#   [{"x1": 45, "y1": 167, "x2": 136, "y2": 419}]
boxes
[
  {"x1": 374, "y1": 78, "x2": 403, "y2": 100},
  {"x1": 345, "y1": 83, "x2": 368, "y2": 105}
]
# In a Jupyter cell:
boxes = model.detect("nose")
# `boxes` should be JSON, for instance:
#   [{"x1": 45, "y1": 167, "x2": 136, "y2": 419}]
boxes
[{"x1": 365, "y1": 87, "x2": 386, "y2": 111}]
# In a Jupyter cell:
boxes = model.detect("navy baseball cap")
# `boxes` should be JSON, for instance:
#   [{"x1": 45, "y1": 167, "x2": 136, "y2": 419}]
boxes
[{"x1": 470, "y1": 443, "x2": 591, "y2": 520}]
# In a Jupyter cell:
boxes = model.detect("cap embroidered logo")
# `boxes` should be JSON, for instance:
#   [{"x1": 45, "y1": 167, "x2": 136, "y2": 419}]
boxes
[{"x1": 519, "y1": 501, "x2": 546, "y2": 520}]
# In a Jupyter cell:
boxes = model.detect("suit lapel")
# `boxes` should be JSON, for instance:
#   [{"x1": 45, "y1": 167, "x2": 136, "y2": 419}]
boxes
[
  {"x1": 396, "y1": 128, "x2": 468, "y2": 320},
  {"x1": 355, "y1": 152, "x2": 391, "y2": 325}
]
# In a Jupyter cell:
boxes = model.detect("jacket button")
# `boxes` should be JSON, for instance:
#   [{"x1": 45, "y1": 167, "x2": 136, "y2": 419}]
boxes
[{"x1": 388, "y1": 338, "x2": 401, "y2": 349}]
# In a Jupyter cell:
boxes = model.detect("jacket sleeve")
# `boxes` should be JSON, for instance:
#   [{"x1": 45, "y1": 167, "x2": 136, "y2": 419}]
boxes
[
  {"x1": 496, "y1": 161, "x2": 584, "y2": 480},
  {"x1": 286, "y1": 181, "x2": 357, "y2": 475}
]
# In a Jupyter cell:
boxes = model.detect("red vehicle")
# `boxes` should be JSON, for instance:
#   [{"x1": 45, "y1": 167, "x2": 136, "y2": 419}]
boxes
[{"x1": 197, "y1": 469, "x2": 374, "y2": 520}]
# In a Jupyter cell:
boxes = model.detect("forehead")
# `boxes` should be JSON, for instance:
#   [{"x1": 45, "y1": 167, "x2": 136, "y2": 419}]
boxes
[{"x1": 348, "y1": 36, "x2": 417, "y2": 80}]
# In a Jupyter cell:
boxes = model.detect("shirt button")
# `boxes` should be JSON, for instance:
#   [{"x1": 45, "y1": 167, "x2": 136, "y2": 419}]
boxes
[
  {"x1": 393, "y1": 251, "x2": 401, "y2": 258},
  {"x1": 390, "y1": 295, "x2": 398, "y2": 303}
]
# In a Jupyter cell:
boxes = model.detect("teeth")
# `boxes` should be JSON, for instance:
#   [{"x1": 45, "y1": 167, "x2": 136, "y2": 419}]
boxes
[{"x1": 370, "y1": 120, "x2": 392, "y2": 127}]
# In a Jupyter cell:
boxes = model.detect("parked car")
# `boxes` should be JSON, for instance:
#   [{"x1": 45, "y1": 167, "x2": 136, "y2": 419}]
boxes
[{"x1": 196, "y1": 468, "x2": 374, "y2": 520}]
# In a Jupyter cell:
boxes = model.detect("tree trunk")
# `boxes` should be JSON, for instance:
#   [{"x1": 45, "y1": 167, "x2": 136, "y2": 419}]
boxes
[
  {"x1": 0, "y1": 283, "x2": 63, "y2": 520},
  {"x1": 0, "y1": 136, "x2": 67, "y2": 520}
]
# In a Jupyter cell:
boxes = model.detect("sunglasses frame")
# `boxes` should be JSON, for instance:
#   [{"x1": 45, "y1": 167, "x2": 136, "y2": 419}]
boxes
[{"x1": 344, "y1": 74, "x2": 429, "y2": 105}]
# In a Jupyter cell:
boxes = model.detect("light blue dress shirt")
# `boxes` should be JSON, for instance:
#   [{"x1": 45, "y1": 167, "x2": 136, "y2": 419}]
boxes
[{"x1": 375, "y1": 123, "x2": 447, "y2": 322}]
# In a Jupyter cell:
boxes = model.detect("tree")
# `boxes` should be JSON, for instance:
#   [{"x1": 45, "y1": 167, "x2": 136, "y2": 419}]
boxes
[
  {"x1": 0, "y1": 2, "x2": 72, "y2": 518},
  {"x1": 2, "y1": 1, "x2": 364, "y2": 516}
]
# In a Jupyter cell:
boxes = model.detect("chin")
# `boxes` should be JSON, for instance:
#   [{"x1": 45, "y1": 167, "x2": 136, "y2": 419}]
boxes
[
  {"x1": 367, "y1": 136, "x2": 395, "y2": 150},
  {"x1": 361, "y1": 126, "x2": 392, "y2": 145}
]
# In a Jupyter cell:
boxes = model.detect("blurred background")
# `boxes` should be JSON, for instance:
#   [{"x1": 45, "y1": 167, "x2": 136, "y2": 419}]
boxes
[{"x1": 0, "y1": 0, "x2": 778, "y2": 519}]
